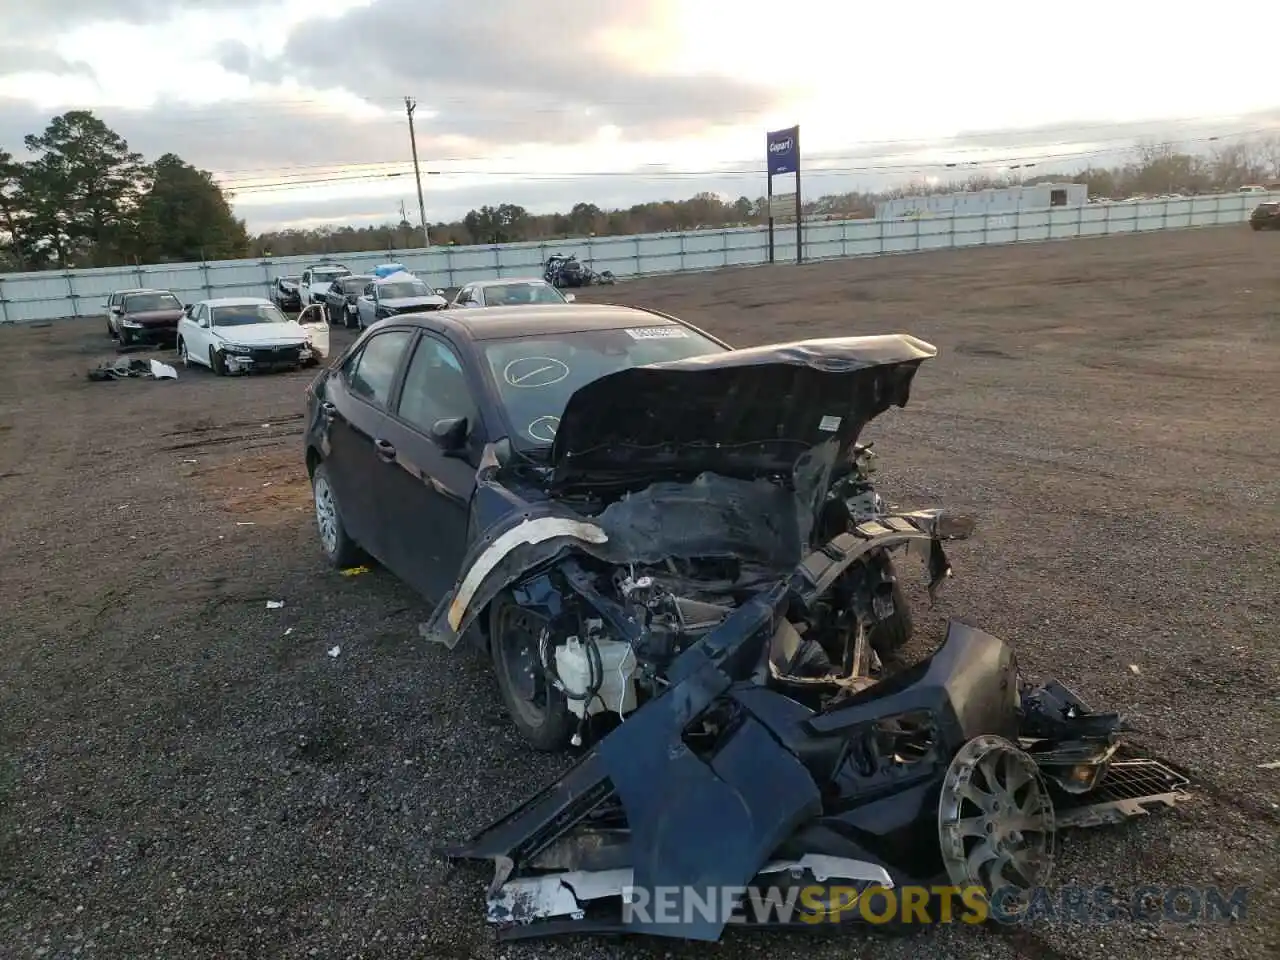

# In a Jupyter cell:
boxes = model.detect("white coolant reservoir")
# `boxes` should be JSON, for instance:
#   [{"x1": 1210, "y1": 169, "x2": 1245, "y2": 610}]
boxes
[{"x1": 554, "y1": 637, "x2": 638, "y2": 719}]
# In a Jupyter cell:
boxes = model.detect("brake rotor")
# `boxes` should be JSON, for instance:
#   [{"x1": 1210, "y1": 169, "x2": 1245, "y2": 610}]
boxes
[{"x1": 938, "y1": 735, "x2": 1055, "y2": 916}]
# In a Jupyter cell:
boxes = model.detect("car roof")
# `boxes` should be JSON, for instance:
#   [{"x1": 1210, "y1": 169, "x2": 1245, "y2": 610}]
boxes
[
  {"x1": 470, "y1": 277, "x2": 549, "y2": 288},
  {"x1": 409, "y1": 303, "x2": 690, "y2": 342},
  {"x1": 200, "y1": 297, "x2": 274, "y2": 308}
]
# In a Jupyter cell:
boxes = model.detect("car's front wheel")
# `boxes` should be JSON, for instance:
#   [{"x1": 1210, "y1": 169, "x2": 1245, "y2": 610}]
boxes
[
  {"x1": 490, "y1": 593, "x2": 576, "y2": 751},
  {"x1": 311, "y1": 462, "x2": 363, "y2": 568},
  {"x1": 209, "y1": 346, "x2": 227, "y2": 376}
]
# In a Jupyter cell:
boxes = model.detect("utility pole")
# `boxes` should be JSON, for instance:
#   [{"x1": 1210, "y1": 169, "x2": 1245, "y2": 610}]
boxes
[{"x1": 404, "y1": 96, "x2": 430, "y2": 247}]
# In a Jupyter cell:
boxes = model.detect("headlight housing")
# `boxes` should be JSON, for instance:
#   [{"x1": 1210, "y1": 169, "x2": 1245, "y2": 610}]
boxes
[
  {"x1": 222, "y1": 343, "x2": 251, "y2": 355},
  {"x1": 121, "y1": 318, "x2": 143, "y2": 328}
]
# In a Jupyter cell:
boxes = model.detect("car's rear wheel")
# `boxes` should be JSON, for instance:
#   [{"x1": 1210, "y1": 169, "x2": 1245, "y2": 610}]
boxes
[
  {"x1": 490, "y1": 593, "x2": 576, "y2": 751},
  {"x1": 312, "y1": 462, "x2": 363, "y2": 568}
]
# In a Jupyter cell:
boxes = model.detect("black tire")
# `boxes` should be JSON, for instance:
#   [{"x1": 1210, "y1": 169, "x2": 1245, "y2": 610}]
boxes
[
  {"x1": 209, "y1": 346, "x2": 226, "y2": 376},
  {"x1": 117, "y1": 326, "x2": 133, "y2": 349},
  {"x1": 489, "y1": 593, "x2": 576, "y2": 751},
  {"x1": 311, "y1": 461, "x2": 364, "y2": 569},
  {"x1": 1250, "y1": 222, "x2": 1262, "y2": 231},
  {"x1": 867, "y1": 564, "x2": 913, "y2": 669},
  {"x1": 107, "y1": 318, "x2": 115, "y2": 339}
]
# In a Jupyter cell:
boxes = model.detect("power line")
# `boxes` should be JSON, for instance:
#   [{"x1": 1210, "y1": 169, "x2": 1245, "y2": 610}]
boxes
[
  {"x1": 217, "y1": 128, "x2": 1280, "y2": 196},
  {"x1": 210, "y1": 125, "x2": 1280, "y2": 191}
]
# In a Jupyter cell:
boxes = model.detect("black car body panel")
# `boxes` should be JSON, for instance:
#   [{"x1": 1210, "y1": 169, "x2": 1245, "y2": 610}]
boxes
[
  {"x1": 445, "y1": 616, "x2": 1186, "y2": 942},
  {"x1": 1249, "y1": 201, "x2": 1280, "y2": 229},
  {"x1": 548, "y1": 334, "x2": 936, "y2": 489}
]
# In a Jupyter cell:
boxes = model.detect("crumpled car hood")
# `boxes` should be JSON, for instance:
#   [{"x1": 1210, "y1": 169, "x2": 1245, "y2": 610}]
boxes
[{"x1": 548, "y1": 334, "x2": 937, "y2": 489}]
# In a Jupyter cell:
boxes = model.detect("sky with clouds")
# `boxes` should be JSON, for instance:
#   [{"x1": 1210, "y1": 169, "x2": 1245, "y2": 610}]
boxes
[{"x1": 1, "y1": 0, "x2": 1277, "y2": 232}]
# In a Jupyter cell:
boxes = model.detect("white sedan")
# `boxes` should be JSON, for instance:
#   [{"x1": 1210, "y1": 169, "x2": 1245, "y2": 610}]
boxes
[
  {"x1": 176, "y1": 297, "x2": 322, "y2": 375},
  {"x1": 450, "y1": 277, "x2": 575, "y2": 308}
]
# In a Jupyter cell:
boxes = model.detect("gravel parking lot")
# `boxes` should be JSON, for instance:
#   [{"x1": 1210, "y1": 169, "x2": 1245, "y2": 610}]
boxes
[{"x1": 2, "y1": 226, "x2": 1277, "y2": 960}]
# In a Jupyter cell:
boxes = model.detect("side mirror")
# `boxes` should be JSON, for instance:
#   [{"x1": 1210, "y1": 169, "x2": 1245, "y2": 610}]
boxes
[
  {"x1": 563, "y1": 293, "x2": 576, "y2": 302},
  {"x1": 111, "y1": 306, "x2": 123, "y2": 314},
  {"x1": 430, "y1": 416, "x2": 469, "y2": 453},
  {"x1": 435, "y1": 288, "x2": 445, "y2": 296}
]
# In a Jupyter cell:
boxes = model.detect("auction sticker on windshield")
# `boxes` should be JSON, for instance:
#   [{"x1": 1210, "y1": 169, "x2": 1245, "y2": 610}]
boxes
[{"x1": 625, "y1": 326, "x2": 688, "y2": 339}]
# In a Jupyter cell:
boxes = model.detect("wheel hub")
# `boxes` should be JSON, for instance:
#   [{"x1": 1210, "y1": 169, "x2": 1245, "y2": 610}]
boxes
[
  {"x1": 938, "y1": 735, "x2": 1054, "y2": 915},
  {"x1": 313, "y1": 476, "x2": 338, "y2": 554}
]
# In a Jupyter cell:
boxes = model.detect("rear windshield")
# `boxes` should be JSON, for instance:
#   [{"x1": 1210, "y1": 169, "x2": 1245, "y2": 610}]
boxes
[
  {"x1": 341, "y1": 277, "x2": 371, "y2": 293},
  {"x1": 123, "y1": 292, "x2": 181, "y2": 312}
]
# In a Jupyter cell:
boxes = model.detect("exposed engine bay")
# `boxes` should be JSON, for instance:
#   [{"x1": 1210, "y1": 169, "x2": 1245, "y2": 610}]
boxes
[
  {"x1": 529, "y1": 458, "x2": 964, "y2": 740},
  {"x1": 416, "y1": 334, "x2": 1190, "y2": 941}
]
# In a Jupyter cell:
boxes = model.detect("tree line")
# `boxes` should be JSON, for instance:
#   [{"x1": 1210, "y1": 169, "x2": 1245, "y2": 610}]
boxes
[
  {"x1": 4, "y1": 110, "x2": 1280, "y2": 271},
  {"x1": 0, "y1": 111, "x2": 250, "y2": 271}
]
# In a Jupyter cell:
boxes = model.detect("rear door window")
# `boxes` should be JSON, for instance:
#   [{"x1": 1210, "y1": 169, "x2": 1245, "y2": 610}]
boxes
[{"x1": 346, "y1": 330, "x2": 414, "y2": 408}]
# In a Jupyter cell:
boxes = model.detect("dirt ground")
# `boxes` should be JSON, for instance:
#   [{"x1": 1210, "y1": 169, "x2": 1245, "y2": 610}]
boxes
[{"x1": 1, "y1": 227, "x2": 1278, "y2": 960}]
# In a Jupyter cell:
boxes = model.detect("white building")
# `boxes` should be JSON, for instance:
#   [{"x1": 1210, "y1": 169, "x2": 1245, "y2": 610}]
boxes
[{"x1": 875, "y1": 183, "x2": 1087, "y2": 220}]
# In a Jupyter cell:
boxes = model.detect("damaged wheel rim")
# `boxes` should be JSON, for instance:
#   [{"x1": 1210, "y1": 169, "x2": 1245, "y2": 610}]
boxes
[
  {"x1": 938, "y1": 735, "x2": 1054, "y2": 916},
  {"x1": 313, "y1": 475, "x2": 338, "y2": 555}
]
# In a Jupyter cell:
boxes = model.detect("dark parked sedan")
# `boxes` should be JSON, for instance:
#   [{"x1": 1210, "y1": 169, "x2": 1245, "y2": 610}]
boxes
[
  {"x1": 322, "y1": 274, "x2": 373, "y2": 328},
  {"x1": 303, "y1": 303, "x2": 942, "y2": 746},
  {"x1": 271, "y1": 276, "x2": 303, "y2": 311},
  {"x1": 110, "y1": 289, "x2": 185, "y2": 348},
  {"x1": 1249, "y1": 201, "x2": 1280, "y2": 230}
]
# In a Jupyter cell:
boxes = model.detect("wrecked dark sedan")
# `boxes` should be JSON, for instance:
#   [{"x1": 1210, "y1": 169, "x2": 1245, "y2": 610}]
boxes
[{"x1": 303, "y1": 304, "x2": 1189, "y2": 941}]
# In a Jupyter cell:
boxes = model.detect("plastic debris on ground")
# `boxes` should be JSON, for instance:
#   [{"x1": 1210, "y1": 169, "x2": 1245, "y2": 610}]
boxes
[
  {"x1": 339, "y1": 565, "x2": 371, "y2": 577},
  {"x1": 266, "y1": 600, "x2": 285, "y2": 610},
  {"x1": 327, "y1": 645, "x2": 341, "y2": 658},
  {"x1": 87, "y1": 357, "x2": 178, "y2": 381}
]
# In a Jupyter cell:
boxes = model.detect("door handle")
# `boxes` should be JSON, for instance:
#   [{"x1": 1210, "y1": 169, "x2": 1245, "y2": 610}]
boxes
[{"x1": 375, "y1": 439, "x2": 397, "y2": 463}]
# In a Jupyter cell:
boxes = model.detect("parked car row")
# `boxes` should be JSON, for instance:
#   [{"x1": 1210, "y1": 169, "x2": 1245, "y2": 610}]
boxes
[
  {"x1": 273, "y1": 262, "x2": 578, "y2": 329},
  {"x1": 102, "y1": 285, "x2": 329, "y2": 375}
]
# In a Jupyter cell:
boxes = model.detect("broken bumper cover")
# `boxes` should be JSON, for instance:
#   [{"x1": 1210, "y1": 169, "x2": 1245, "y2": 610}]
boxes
[{"x1": 444, "y1": 619, "x2": 1189, "y2": 941}]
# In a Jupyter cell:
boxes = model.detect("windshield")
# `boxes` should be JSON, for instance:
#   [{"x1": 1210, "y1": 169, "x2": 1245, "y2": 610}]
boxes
[
  {"x1": 212, "y1": 303, "x2": 291, "y2": 327},
  {"x1": 123, "y1": 292, "x2": 181, "y2": 312},
  {"x1": 482, "y1": 325, "x2": 724, "y2": 447},
  {"x1": 313, "y1": 267, "x2": 348, "y2": 280},
  {"x1": 484, "y1": 282, "x2": 566, "y2": 306},
  {"x1": 379, "y1": 280, "x2": 432, "y2": 299}
]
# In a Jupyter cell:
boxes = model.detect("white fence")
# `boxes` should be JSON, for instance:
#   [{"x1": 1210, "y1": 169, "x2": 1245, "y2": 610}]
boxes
[{"x1": 0, "y1": 191, "x2": 1274, "y2": 324}]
